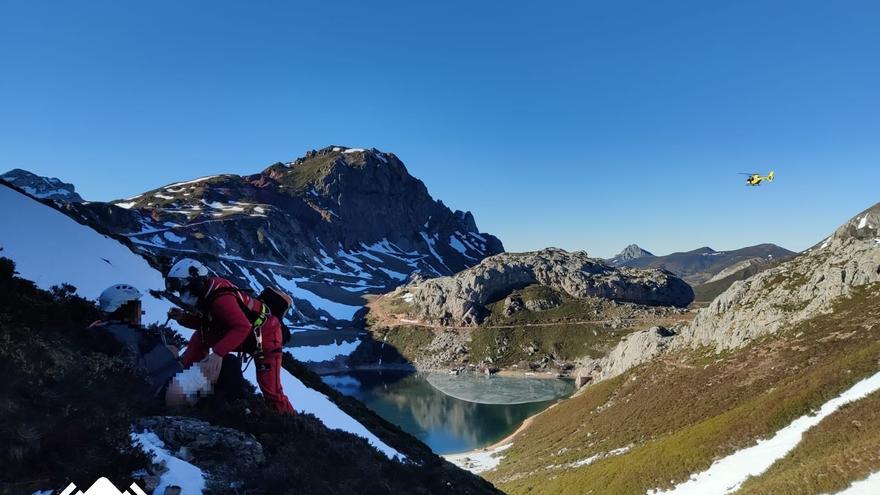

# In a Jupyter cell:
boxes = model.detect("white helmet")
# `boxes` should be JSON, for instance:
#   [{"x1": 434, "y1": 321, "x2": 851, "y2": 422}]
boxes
[
  {"x1": 167, "y1": 258, "x2": 209, "y2": 283},
  {"x1": 98, "y1": 284, "x2": 142, "y2": 313},
  {"x1": 165, "y1": 258, "x2": 211, "y2": 299}
]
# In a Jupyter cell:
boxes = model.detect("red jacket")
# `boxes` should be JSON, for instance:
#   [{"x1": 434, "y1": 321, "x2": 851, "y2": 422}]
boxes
[
  {"x1": 180, "y1": 277, "x2": 270, "y2": 367},
  {"x1": 178, "y1": 276, "x2": 295, "y2": 414}
]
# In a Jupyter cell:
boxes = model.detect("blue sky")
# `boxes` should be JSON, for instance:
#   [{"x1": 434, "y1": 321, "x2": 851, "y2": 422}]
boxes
[{"x1": 2, "y1": 1, "x2": 878, "y2": 257}]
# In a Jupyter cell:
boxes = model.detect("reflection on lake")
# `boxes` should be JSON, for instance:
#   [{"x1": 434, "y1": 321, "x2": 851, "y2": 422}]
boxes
[
  {"x1": 321, "y1": 370, "x2": 574, "y2": 454},
  {"x1": 288, "y1": 329, "x2": 362, "y2": 363},
  {"x1": 426, "y1": 373, "x2": 575, "y2": 404}
]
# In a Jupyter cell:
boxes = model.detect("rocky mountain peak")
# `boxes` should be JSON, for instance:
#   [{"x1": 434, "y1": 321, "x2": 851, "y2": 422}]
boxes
[
  {"x1": 609, "y1": 244, "x2": 654, "y2": 265},
  {"x1": 266, "y1": 146, "x2": 404, "y2": 187},
  {"x1": 62, "y1": 146, "x2": 503, "y2": 327},
  {"x1": 1, "y1": 168, "x2": 84, "y2": 202},
  {"x1": 454, "y1": 210, "x2": 479, "y2": 232},
  {"x1": 829, "y1": 202, "x2": 880, "y2": 244}
]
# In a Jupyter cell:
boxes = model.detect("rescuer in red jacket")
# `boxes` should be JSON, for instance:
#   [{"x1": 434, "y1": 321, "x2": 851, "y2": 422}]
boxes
[{"x1": 165, "y1": 258, "x2": 294, "y2": 414}]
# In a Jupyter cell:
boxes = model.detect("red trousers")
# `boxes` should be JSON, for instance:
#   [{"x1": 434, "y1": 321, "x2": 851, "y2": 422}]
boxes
[
  {"x1": 182, "y1": 316, "x2": 294, "y2": 414},
  {"x1": 255, "y1": 322, "x2": 295, "y2": 414}
]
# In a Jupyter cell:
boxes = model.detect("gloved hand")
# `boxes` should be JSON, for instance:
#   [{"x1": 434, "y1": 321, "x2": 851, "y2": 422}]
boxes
[
  {"x1": 167, "y1": 307, "x2": 190, "y2": 322},
  {"x1": 198, "y1": 352, "x2": 224, "y2": 384}
]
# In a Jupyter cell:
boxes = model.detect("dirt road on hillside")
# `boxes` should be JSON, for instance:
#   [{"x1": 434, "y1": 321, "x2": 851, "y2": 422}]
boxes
[{"x1": 366, "y1": 294, "x2": 694, "y2": 331}]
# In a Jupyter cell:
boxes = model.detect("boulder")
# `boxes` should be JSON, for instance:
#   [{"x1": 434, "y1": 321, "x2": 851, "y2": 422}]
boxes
[{"x1": 135, "y1": 416, "x2": 265, "y2": 493}]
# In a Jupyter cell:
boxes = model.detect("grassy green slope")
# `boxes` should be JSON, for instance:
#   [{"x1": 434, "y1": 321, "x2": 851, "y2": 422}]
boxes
[
  {"x1": 487, "y1": 284, "x2": 880, "y2": 495},
  {"x1": 737, "y1": 390, "x2": 880, "y2": 495}
]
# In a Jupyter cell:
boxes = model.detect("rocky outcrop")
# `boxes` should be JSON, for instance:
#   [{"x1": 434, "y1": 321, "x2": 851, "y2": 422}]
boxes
[
  {"x1": 502, "y1": 291, "x2": 561, "y2": 315},
  {"x1": 704, "y1": 257, "x2": 775, "y2": 284},
  {"x1": 574, "y1": 326, "x2": 676, "y2": 386},
  {"x1": 1, "y1": 168, "x2": 84, "y2": 202},
  {"x1": 572, "y1": 202, "x2": 880, "y2": 387},
  {"x1": 676, "y1": 202, "x2": 880, "y2": 351},
  {"x1": 396, "y1": 248, "x2": 694, "y2": 326}
]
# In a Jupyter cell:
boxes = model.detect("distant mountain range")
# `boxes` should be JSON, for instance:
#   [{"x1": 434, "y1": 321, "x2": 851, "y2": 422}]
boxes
[
  {"x1": 607, "y1": 243, "x2": 796, "y2": 285},
  {"x1": 1, "y1": 154, "x2": 798, "y2": 326}
]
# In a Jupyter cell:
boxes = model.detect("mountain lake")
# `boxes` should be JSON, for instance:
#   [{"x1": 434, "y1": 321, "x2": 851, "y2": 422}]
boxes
[{"x1": 321, "y1": 370, "x2": 575, "y2": 454}]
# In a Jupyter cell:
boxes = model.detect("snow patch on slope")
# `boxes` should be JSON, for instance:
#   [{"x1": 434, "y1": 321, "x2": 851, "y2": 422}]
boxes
[
  {"x1": 445, "y1": 444, "x2": 512, "y2": 474},
  {"x1": 132, "y1": 431, "x2": 206, "y2": 495},
  {"x1": 163, "y1": 175, "x2": 221, "y2": 190},
  {"x1": 271, "y1": 272, "x2": 362, "y2": 320},
  {"x1": 163, "y1": 231, "x2": 186, "y2": 243},
  {"x1": 648, "y1": 370, "x2": 880, "y2": 495},
  {"x1": 449, "y1": 233, "x2": 477, "y2": 260},
  {"x1": 829, "y1": 471, "x2": 880, "y2": 494},
  {"x1": 243, "y1": 355, "x2": 405, "y2": 460},
  {"x1": 419, "y1": 231, "x2": 450, "y2": 272}
]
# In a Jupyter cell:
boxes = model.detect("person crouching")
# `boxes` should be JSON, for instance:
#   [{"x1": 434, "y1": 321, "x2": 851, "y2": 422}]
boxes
[{"x1": 164, "y1": 258, "x2": 294, "y2": 414}]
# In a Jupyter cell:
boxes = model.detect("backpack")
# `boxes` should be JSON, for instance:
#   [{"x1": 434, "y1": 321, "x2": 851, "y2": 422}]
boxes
[
  {"x1": 205, "y1": 285, "x2": 294, "y2": 351},
  {"x1": 259, "y1": 287, "x2": 294, "y2": 347}
]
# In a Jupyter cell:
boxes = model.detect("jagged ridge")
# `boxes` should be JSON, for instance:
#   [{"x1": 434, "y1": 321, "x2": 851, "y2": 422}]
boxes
[
  {"x1": 1, "y1": 168, "x2": 84, "y2": 202},
  {"x1": 50, "y1": 146, "x2": 504, "y2": 326}
]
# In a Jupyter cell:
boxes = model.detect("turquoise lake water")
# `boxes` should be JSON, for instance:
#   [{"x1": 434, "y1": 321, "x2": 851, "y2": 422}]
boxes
[{"x1": 322, "y1": 370, "x2": 574, "y2": 454}]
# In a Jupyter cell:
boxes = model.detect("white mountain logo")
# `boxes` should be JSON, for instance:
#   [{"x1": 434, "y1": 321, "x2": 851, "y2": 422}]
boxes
[{"x1": 59, "y1": 477, "x2": 148, "y2": 495}]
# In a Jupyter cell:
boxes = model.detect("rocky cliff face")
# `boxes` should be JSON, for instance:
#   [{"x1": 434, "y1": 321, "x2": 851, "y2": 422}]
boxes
[
  {"x1": 574, "y1": 202, "x2": 880, "y2": 385},
  {"x1": 395, "y1": 248, "x2": 694, "y2": 326},
  {"x1": 574, "y1": 325, "x2": 676, "y2": 386},
  {"x1": 53, "y1": 146, "x2": 503, "y2": 327},
  {"x1": 1, "y1": 168, "x2": 84, "y2": 202},
  {"x1": 677, "y1": 202, "x2": 880, "y2": 351}
]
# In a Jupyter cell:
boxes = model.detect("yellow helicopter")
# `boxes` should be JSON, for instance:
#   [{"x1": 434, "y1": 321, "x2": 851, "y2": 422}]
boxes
[{"x1": 739, "y1": 171, "x2": 774, "y2": 186}]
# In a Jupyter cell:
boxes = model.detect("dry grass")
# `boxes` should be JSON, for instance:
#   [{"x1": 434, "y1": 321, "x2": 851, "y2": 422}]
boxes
[
  {"x1": 487, "y1": 284, "x2": 880, "y2": 495},
  {"x1": 737, "y1": 390, "x2": 880, "y2": 495}
]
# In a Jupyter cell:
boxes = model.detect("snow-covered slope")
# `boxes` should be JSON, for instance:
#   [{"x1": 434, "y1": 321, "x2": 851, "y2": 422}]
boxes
[
  {"x1": 243, "y1": 361, "x2": 403, "y2": 460},
  {"x1": 0, "y1": 184, "x2": 172, "y2": 324},
  {"x1": 0, "y1": 183, "x2": 402, "y2": 460}
]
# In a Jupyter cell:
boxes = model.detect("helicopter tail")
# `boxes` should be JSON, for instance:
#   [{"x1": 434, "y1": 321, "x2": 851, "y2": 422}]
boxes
[{"x1": 766, "y1": 171, "x2": 774, "y2": 182}]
